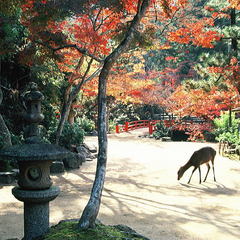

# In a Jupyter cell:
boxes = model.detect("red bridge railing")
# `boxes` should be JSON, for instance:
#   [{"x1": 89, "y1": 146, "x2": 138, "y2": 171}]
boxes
[
  {"x1": 115, "y1": 119, "x2": 209, "y2": 135},
  {"x1": 116, "y1": 120, "x2": 150, "y2": 133},
  {"x1": 116, "y1": 120, "x2": 163, "y2": 134}
]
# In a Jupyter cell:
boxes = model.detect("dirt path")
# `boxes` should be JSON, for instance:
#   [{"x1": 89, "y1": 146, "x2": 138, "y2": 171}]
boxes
[{"x1": 1, "y1": 130, "x2": 240, "y2": 240}]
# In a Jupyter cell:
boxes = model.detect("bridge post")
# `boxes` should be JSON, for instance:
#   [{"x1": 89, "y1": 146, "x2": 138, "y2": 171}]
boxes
[
  {"x1": 149, "y1": 122, "x2": 153, "y2": 135},
  {"x1": 116, "y1": 125, "x2": 119, "y2": 133},
  {"x1": 125, "y1": 122, "x2": 129, "y2": 132}
]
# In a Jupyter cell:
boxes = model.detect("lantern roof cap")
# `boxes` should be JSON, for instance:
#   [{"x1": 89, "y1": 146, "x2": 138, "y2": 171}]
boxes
[{"x1": 0, "y1": 143, "x2": 70, "y2": 162}]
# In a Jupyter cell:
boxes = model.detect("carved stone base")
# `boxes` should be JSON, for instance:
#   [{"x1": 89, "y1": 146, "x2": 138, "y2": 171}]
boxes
[{"x1": 12, "y1": 186, "x2": 60, "y2": 240}]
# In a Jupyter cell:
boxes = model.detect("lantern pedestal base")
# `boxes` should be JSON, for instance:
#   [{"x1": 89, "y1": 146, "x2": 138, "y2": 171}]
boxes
[{"x1": 12, "y1": 186, "x2": 60, "y2": 240}]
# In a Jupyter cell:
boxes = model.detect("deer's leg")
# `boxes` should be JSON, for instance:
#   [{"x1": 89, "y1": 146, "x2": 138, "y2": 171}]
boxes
[
  {"x1": 203, "y1": 163, "x2": 210, "y2": 182},
  {"x1": 198, "y1": 166, "x2": 202, "y2": 184},
  {"x1": 212, "y1": 161, "x2": 216, "y2": 182},
  {"x1": 188, "y1": 166, "x2": 197, "y2": 184}
]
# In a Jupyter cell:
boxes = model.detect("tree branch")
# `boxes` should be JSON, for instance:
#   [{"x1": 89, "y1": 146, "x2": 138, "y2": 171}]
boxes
[
  {"x1": 52, "y1": 44, "x2": 104, "y2": 63},
  {"x1": 35, "y1": 40, "x2": 104, "y2": 63}
]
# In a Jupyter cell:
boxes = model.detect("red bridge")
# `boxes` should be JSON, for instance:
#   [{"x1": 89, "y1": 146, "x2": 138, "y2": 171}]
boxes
[
  {"x1": 116, "y1": 120, "x2": 174, "y2": 134},
  {"x1": 115, "y1": 119, "x2": 212, "y2": 140}
]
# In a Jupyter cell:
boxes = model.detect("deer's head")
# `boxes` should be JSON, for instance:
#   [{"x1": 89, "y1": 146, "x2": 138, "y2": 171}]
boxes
[{"x1": 177, "y1": 166, "x2": 184, "y2": 180}]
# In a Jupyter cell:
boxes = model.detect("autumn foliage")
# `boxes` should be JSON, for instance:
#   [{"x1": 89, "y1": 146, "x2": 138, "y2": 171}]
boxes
[
  {"x1": 3, "y1": 0, "x2": 239, "y2": 129},
  {"x1": 166, "y1": 81, "x2": 239, "y2": 120}
]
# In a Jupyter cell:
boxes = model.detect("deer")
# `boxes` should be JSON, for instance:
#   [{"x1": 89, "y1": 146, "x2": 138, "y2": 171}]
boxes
[{"x1": 177, "y1": 146, "x2": 216, "y2": 184}]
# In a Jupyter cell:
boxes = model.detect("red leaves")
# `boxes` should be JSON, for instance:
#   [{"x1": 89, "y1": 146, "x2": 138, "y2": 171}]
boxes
[
  {"x1": 228, "y1": 0, "x2": 240, "y2": 10},
  {"x1": 166, "y1": 82, "x2": 239, "y2": 120},
  {"x1": 165, "y1": 56, "x2": 178, "y2": 62},
  {"x1": 167, "y1": 18, "x2": 221, "y2": 48}
]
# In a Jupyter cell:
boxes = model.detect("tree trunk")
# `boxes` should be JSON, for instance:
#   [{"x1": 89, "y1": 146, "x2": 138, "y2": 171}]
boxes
[
  {"x1": 78, "y1": 0, "x2": 150, "y2": 229},
  {"x1": 68, "y1": 105, "x2": 76, "y2": 124},
  {"x1": 230, "y1": 8, "x2": 237, "y2": 54},
  {"x1": 0, "y1": 88, "x2": 12, "y2": 148},
  {"x1": 0, "y1": 115, "x2": 12, "y2": 148},
  {"x1": 55, "y1": 64, "x2": 100, "y2": 144},
  {"x1": 55, "y1": 92, "x2": 73, "y2": 144},
  {"x1": 230, "y1": 8, "x2": 239, "y2": 92},
  {"x1": 229, "y1": 107, "x2": 232, "y2": 130}
]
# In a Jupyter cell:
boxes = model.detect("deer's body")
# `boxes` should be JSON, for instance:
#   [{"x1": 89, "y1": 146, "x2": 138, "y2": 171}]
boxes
[{"x1": 177, "y1": 146, "x2": 216, "y2": 184}]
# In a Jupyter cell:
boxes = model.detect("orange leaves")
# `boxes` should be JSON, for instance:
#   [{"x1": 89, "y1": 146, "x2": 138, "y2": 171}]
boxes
[
  {"x1": 167, "y1": 28, "x2": 190, "y2": 44},
  {"x1": 21, "y1": 0, "x2": 35, "y2": 11},
  {"x1": 167, "y1": 18, "x2": 221, "y2": 48},
  {"x1": 166, "y1": 82, "x2": 239, "y2": 120},
  {"x1": 121, "y1": 0, "x2": 138, "y2": 13},
  {"x1": 230, "y1": 57, "x2": 238, "y2": 65},
  {"x1": 177, "y1": 0, "x2": 188, "y2": 7},
  {"x1": 165, "y1": 56, "x2": 178, "y2": 62},
  {"x1": 57, "y1": 14, "x2": 113, "y2": 58},
  {"x1": 56, "y1": 48, "x2": 82, "y2": 74},
  {"x1": 82, "y1": 69, "x2": 156, "y2": 103},
  {"x1": 228, "y1": 0, "x2": 240, "y2": 10}
]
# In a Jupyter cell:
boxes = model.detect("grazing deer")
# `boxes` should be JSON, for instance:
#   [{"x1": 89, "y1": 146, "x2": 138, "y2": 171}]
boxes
[{"x1": 177, "y1": 146, "x2": 216, "y2": 184}]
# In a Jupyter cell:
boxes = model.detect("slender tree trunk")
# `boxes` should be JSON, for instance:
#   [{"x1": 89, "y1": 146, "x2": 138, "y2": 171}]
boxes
[
  {"x1": 230, "y1": 8, "x2": 237, "y2": 54},
  {"x1": 78, "y1": 0, "x2": 150, "y2": 229},
  {"x1": 229, "y1": 107, "x2": 232, "y2": 129},
  {"x1": 55, "y1": 57, "x2": 84, "y2": 144},
  {"x1": 229, "y1": 8, "x2": 239, "y2": 93},
  {"x1": 55, "y1": 92, "x2": 74, "y2": 144},
  {"x1": 0, "y1": 88, "x2": 12, "y2": 148},
  {"x1": 55, "y1": 62, "x2": 100, "y2": 144},
  {"x1": 0, "y1": 115, "x2": 12, "y2": 147}
]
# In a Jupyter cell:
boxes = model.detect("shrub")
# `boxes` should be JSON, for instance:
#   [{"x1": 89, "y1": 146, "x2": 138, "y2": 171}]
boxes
[
  {"x1": 11, "y1": 132, "x2": 24, "y2": 145},
  {"x1": 214, "y1": 112, "x2": 239, "y2": 136},
  {"x1": 203, "y1": 130, "x2": 216, "y2": 142},
  {"x1": 214, "y1": 112, "x2": 240, "y2": 145},
  {"x1": 108, "y1": 120, "x2": 116, "y2": 133},
  {"x1": 59, "y1": 122, "x2": 85, "y2": 149},
  {"x1": 153, "y1": 122, "x2": 171, "y2": 139},
  {"x1": 47, "y1": 121, "x2": 85, "y2": 149},
  {"x1": 217, "y1": 131, "x2": 240, "y2": 145},
  {"x1": 76, "y1": 116, "x2": 95, "y2": 134}
]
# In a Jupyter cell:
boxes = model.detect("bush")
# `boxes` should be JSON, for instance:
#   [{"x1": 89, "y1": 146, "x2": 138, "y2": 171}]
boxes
[
  {"x1": 11, "y1": 132, "x2": 24, "y2": 145},
  {"x1": 214, "y1": 112, "x2": 240, "y2": 145},
  {"x1": 214, "y1": 112, "x2": 239, "y2": 136},
  {"x1": 108, "y1": 119, "x2": 116, "y2": 133},
  {"x1": 76, "y1": 116, "x2": 95, "y2": 134},
  {"x1": 59, "y1": 122, "x2": 85, "y2": 149},
  {"x1": 217, "y1": 131, "x2": 240, "y2": 145},
  {"x1": 203, "y1": 130, "x2": 216, "y2": 142},
  {"x1": 47, "y1": 121, "x2": 85, "y2": 149},
  {"x1": 152, "y1": 122, "x2": 171, "y2": 140}
]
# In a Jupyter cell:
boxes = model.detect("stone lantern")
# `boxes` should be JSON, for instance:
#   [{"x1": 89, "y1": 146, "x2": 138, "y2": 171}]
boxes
[{"x1": 0, "y1": 82, "x2": 70, "y2": 240}]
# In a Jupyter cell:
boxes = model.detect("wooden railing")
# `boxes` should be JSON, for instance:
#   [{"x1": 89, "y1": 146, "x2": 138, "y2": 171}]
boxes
[
  {"x1": 116, "y1": 120, "x2": 150, "y2": 133},
  {"x1": 116, "y1": 120, "x2": 169, "y2": 134},
  {"x1": 116, "y1": 119, "x2": 207, "y2": 135}
]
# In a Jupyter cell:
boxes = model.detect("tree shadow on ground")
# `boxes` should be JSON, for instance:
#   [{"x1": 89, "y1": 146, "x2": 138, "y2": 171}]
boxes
[
  {"x1": 180, "y1": 182, "x2": 238, "y2": 195},
  {"x1": 48, "y1": 167, "x2": 240, "y2": 240},
  {"x1": 1, "y1": 167, "x2": 240, "y2": 240},
  {"x1": 0, "y1": 203, "x2": 23, "y2": 239}
]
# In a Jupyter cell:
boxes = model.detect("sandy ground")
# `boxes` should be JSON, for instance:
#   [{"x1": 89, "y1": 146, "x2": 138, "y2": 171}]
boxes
[{"x1": 1, "y1": 129, "x2": 240, "y2": 240}]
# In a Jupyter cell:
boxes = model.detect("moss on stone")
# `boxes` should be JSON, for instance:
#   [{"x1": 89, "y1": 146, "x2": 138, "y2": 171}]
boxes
[{"x1": 38, "y1": 221, "x2": 149, "y2": 240}]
